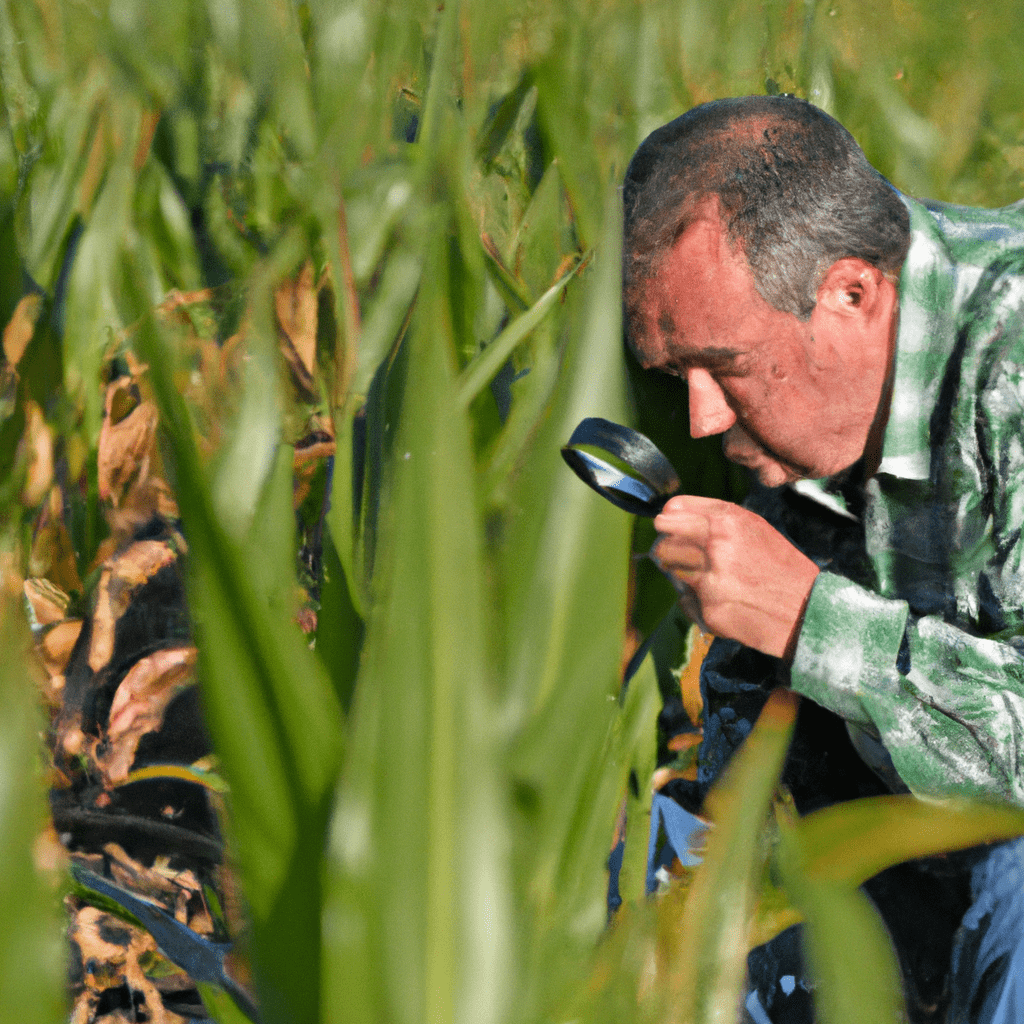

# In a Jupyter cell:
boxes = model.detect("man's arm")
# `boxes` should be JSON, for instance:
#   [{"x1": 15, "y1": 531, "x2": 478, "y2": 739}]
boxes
[
  {"x1": 652, "y1": 489, "x2": 1024, "y2": 805},
  {"x1": 790, "y1": 570, "x2": 1024, "y2": 802}
]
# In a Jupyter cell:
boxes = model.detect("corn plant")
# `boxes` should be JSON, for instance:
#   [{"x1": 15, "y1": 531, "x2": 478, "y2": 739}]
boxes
[{"x1": 3, "y1": 1, "x2": 1024, "y2": 1024}]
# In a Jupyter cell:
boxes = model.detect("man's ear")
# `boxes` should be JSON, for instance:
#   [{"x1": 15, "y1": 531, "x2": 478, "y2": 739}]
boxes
[{"x1": 816, "y1": 258, "x2": 888, "y2": 318}]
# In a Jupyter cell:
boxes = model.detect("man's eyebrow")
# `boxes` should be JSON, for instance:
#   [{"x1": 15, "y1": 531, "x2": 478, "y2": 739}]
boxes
[{"x1": 670, "y1": 346, "x2": 748, "y2": 371}]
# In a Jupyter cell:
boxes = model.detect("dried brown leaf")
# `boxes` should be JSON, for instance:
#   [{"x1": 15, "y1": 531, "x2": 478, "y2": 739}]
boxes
[
  {"x1": 276, "y1": 260, "x2": 318, "y2": 393},
  {"x1": 22, "y1": 400, "x2": 54, "y2": 507},
  {"x1": 38, "y1": 619, "x2": 84, "y2": 678},
  {"x1": 104, "y1": 843, "x2": 180, "y2": 903},
  {"x1": 104, "y1": 477, "x2": 179, "y2": 539},
  {"x1": 3, "y1": 293, "x2": 41, "y2": 366},
  {"x1": 678, "y1": 626, "x2": 713, "y2": 726},
  {"x1": 68, "y1": 901, "x2": 191, "y2": 1024},
  {"x1": 95, "y1": 645, "x2": 198, "y2": 786},
  {"x1": 98, "y1": 378, "x2": 159, "y2": 506},
  {"x1": 157, "y1": 288, "x2": 218, "y2": 317},
  {"x1": 24, "y1": 576, "x2": 70, "y2": 628},
  {"x1": 89, "y1": 540, "x2": 180, "y2": 672},
  {"x1": 293, "y1": 416, "x2": 336, "y2": 469}
]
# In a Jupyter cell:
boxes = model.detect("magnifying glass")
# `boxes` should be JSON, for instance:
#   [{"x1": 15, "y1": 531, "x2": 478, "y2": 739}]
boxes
[{"x1": 560, "y1": 417, "x2": 681, "y2": 517}]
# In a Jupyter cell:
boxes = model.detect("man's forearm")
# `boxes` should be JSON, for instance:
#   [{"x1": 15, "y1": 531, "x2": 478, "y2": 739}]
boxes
[{"x1": 793, "y1": 570, "x2": 1024, "y2": 804}]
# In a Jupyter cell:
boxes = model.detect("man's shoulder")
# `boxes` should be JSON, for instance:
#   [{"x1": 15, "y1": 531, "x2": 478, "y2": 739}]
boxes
[
  {"x1": 907, "y1": 194, "x2": 1024, "y2": 272},
  {"x1": 899, "y1": 193, "x2": 1024, "y2": 355}
]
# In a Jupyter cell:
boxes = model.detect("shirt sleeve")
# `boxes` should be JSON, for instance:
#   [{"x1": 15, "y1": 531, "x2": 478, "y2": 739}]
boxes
[
  {"x1": 792, "y1": 255, "x2": 1024, "y2": 805},
  {"x1": 791, "y1": 572, "x2": 1024, "y2": 803}
]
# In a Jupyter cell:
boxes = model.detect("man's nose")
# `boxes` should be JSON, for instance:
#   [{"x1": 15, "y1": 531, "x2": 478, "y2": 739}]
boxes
[{"x1": 687, "y1": 368, "x2": 737, "y2": 437}]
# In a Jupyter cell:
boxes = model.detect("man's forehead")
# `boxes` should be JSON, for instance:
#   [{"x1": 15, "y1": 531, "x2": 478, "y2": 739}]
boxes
[
  {"x1": 643, "y1": 282, "x2": 745, "y2": 360},
  {"x1": 636, "y1": 302, "x2": 747, "y2": 372}
]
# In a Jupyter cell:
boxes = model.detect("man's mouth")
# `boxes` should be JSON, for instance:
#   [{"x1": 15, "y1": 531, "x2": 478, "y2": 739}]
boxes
[{"x1": 722, "y1": 427, "x2": 808, "y2": 483}]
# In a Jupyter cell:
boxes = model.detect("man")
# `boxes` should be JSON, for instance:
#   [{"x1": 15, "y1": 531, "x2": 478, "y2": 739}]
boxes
[{"x1": 623, "y1": 95, "x2": 1024, "y2": 1023}]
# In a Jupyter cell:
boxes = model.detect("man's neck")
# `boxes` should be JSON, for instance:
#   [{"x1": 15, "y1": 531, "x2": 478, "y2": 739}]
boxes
[{"x1": 860, "y1": 283, "x2": 901, "y2": 480}]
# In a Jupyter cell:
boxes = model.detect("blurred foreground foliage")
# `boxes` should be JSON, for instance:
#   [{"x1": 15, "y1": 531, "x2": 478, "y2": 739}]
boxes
[{"x1": 2, "y1": 0, "x2": 1024, "y2": 1022}]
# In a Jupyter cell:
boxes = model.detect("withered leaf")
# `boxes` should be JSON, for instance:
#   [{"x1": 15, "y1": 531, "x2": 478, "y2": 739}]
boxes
[
  {"x1": 96, "y1": 645, "x2": 198, "y2": 787},
  {"x1": 68, "y1": 901, "x2": 189, "y2": 1024},
  {"x1": 24, "y1": 576, "x2": 71, "y2": 629},
  {"x1": 98, "y1": 377, "x2": 159, "y2": 507},
  {"x1": 38, "y1": 619, "x2": 85, "y2": 679},
  {"x1": 104, "y1": 843, "x2": 181, "y2": 905},
  {"x1": 3, "y1": 293, "x2": 42, "y2": 367},
  {"x1": 293, "y1": 422, "x2": 336, "y2": 469},
  {"x1": 22, "y1": 400, "x2": 54, "y2": 507},
  {"x1": 677, "y1": 626, "x2": 713, "y2": 726},
  {"x1": 275, "y1": 260, "x2": 318, "y2": 395},
  {"x1": 89, "y1": 540, "x2": 180, "y2": 672}
]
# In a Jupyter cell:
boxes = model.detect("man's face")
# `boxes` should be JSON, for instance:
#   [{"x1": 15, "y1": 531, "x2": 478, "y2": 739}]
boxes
[{"x1": 632, "y1": 212, "x2": 889, "y2": 487}]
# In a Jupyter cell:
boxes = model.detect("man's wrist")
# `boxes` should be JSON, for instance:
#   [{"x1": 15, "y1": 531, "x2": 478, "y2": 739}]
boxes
[{"x1": 789, "y1": 571, "x2": 909, "y2": 727}]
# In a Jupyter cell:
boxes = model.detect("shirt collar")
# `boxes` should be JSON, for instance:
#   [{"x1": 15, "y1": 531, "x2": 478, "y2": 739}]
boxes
[
  {"x1": 875, "y1": 194, "x2": 959, "y2": 481},
  {"x1": 791, "y1": 194, "x2": 956, "y2": 515}
]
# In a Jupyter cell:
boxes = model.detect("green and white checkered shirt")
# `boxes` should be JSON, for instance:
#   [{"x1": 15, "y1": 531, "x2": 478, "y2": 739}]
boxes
[{"x1": 790, "y1": 192, "x2": 1024, "y2": 803}]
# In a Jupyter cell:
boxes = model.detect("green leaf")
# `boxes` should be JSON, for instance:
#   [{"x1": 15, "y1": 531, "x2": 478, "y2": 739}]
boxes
[
  {"x1": 666, "y1": 688, "x2": 799, "y2": 1024},
  {"x1": 497, "y1": 185, "x2": 635, "y2": 1017},
  {"x1": 198, "y1": 981, "x2": 258, "y2": 1024},
  {"x1": 477, "y1": 71, "x2": 536, "y2": 168},
  {"x1": 512, "y1": 162, "x2": 580, "y2": 300},
  {"x1": 775, "y1": 797, "x2": 905, "y2": 1024},
  {"x1": 62, "y1": 155, "x2": 135, "y2": 442},
  {"x1": 796, "y1": 879, "x2": 905, "y2": 1024},
  {"x1": 0, "y1": 590, "x2": 65, "y2": 1024},
  {"x1": 415, "y1": 0, "x2": 459, "y2": 166},
  {"x1": 129, "y1": 265, "x2": 342, "y2": 1024},
  {"x1": 324, "y1": 221, "x2": 511, "y2": 1024},
  {"x1": 797, "y1": 794, "x2": 1024, "y2": 888},
  {"x1": 313, "y1": 522, "x2": 363, "y2": 714},
  {"x1": 456, "y1": 258, "x2": 579, "y2": 409},
  {"x1": 532, "y1": 36, "x2": 605, "y2": 250},
  {"x1": 480, "y1": 237, "x2": 531, "y2": 316},
  {"x1": 135, "y1": 161, "x2": 202, "y2": 293},
  {"x1": 615, "y1": 653, "x2": 661, "y2": 906}
]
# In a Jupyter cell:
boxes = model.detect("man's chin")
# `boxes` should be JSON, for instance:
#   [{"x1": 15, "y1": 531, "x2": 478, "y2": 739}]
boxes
[
  {"x1": 725, "y1": 452, "x2": 801, "y2": 488},
  {"x1": 723, "y1": 433, "x2": 804, "y2": 487},
  {"x1": 753, "y1": 462, "x2": 801, "y2": 488}
]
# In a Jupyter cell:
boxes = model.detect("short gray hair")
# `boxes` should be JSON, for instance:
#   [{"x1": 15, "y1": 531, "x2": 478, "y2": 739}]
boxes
[{"x1": 623, "y1": 95, "x2": 910, "y2": 334}]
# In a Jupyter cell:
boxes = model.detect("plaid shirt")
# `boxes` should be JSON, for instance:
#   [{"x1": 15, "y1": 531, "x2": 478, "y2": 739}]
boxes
[{"x1": 790, "y1": 193, "x2": 1024, "y2": 803}]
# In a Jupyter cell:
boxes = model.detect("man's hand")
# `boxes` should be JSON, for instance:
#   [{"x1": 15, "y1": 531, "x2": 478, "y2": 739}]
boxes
[{"x1": 651, "y1": 496, "x2": 820, "y2": 661}]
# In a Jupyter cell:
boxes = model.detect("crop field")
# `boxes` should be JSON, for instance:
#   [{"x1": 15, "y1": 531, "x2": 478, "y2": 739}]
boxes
[{"x1": 2, "y1": 1, "x2": 1024, "y2": 1022}]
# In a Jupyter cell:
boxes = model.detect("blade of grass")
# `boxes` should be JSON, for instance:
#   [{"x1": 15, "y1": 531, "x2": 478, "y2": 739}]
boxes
[
  {"x1": 664, "y1": 688, "x2": 799, "y2": 1024},
  {"x1": 798, "y1": 880, "x2": 905, "y2": 1024},
  {"x1": 497, "y1": 185, "x2": 636, "y2": 1019},
  {"x1": 615, "y1": 653, "x2": 661, "y2": 907},
  {"x1": 324, "y1": 219, "x2": 511, "y2": 1024},
  {"x1": 774, "y1": 797, "x2": 905, "y2": 1024},
  {"x1": 456, "y1": 259, "x2": 580, "y2": 409},
  {"x1": 0, "y1": 583, "x2": 65, "y2": 1024},
  {"x1": 797, "y1": 795, "x2": 1024, "y2": 888},
  {"x1": 129, "y1": 262, "x2": 343, "y2": 1024}
]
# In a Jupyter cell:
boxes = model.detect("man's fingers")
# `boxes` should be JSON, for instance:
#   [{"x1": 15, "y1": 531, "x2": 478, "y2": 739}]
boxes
[
  {"x1": 675, "y1": 583, "x2": 708, "y2": 631},
  {"x1": 656, "y1": 494, "x2": 732, "y2": 522},
  {"x1": 650, "y1": 534, "x2": 707, "y2": 575},
  {"x1": 653, "y1": 504, "x2": 712, "y2": 544},
  {"x1": 651, "y1": 500, "x2": 714, "y2": 578}
]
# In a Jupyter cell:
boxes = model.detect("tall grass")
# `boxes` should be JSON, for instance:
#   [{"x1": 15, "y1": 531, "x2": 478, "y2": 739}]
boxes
[{"x1": 3, "y1": 1, "x2": 1024, "y2": 1022}]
